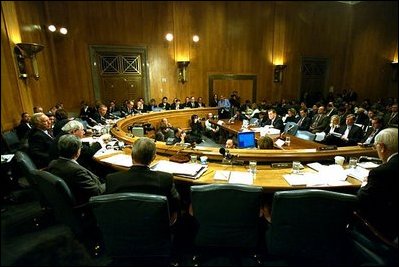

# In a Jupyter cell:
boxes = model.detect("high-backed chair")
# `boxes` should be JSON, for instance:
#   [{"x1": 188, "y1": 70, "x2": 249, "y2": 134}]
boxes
[
  {"x1": 266, "y1": 189, "x2": 357, "y2": 265},
  {"x1": 31, "y1": 170, "x2": 98, "y2": 246},
  {"x1": 284, "y1": 122, "x2": 299, "y2": 135},
  {"x1": 1, "y1": 130, "x2": 21, "y2": 153},
  {"x1": 89, "y1": 193, "x2": 172, "y2": 265},
  {"x1": 295, "y1": 130, "x2": 316, "y2": 141},
  {"x1": 190, "y1": 184, "x2": 264, "y2": 264}
]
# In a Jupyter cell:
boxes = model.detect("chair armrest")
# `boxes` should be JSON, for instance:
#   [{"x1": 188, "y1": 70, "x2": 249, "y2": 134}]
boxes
[{"x1": 352, "y1": 211, "x2": 398, "y2": 250}]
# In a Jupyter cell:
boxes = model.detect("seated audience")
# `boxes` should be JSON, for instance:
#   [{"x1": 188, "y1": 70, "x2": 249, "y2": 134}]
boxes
[
  {"x1": 309, "y1": 105, "x2": 329, "y2": 133},
  {"x1": 28, "y1": 113, "x2": 54, "y2": 168},
  {"x1": 171, "y1": 128, "x2": 187, "y2": 145},
  {"x1": 357, "y1": 128, "x2": 398, "y2": 241},
  {"x1": 264, "y1": 109, "x2": 284, "y2": 133},
  {"x1": 15, "y1": 112, "x2": 32, "y2": 142},
  {"x1": 47, "y1": 134, "x2": 105, "y2": 205},
  {"x1": 358, "y1": 116, "x2": 384, "y2": 145},
  {"x1": 105, "y1": 137, "x2": 181, "y2": 224},
  {"x1": 324, "y1": 114, "x2": 364, "y2": 146},
  {"x1": 296, "y1": 108, "x2": 311, "y2": 131},
  {"x1": 204, "y1": 113, "x2": 219, "y2": 140},
  {"x1": 185, "y1": 114, "x2": 203, "y2": 144},
  {"x1": 384, "y1": 103, "x2": 398, "y2": 128},
  {"x1": 197, "y1": 97, "x2": 206, "y2": 107},
  {"x1": 155, "y1": 118, "x2": 175, "y2": 141},
  {"x1": 91, "y1": 104, "x2": 110, "y2": 125},
  {"x1": 158, "y1": 96, "x2": 171, "y2": 110}
]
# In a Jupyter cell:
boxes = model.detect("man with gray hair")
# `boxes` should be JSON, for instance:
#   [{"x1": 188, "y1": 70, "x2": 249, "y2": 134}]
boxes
[
  {"x1": 105, "y1": 137, "x2": 180, "y2": 224},
  {"x1": 357, "y1": 128, "x2": 398, "y2": 241},
  {"x1": 47, "y1": 134, "x2": 105, "y2": 205},
  {"x1": 28, "y1": 112, "x2": 53, "y2": 168}
]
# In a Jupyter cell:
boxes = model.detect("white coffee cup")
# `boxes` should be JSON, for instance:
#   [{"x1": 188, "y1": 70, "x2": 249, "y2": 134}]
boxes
[
  {"x1": 334, "y1": 156, "x2": 345, "y2": 166},
  {"x1": 200, "y1": 156, "x2": 208, "y2": 165}
]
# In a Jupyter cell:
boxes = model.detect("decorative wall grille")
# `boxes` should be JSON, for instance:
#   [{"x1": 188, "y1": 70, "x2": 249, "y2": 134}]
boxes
[{"x1": 100, "y1": 55, "x2": 141, "y2": 75}]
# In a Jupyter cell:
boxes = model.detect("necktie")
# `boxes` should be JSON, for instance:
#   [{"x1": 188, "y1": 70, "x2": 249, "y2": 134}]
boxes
[
  {"x1": 298, "y1": 118, "x2": 304, "y2": 126},
  {"x1": 343, "y1": 126, "x2": 351, "y2": 139},
  {"x1": 365, "y1": 129, "x2": 376, "y2": 144}
]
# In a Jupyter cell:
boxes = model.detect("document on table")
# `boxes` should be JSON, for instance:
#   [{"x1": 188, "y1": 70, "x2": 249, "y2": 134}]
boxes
[
  {"x1": 214, "y1": 170, "x2": 254, "y2": 184},
  {"x1": 283, "y1": 170, "x2": 350, "y2": 187},
  {"x1": 100, "y1": 153, "x2": 133, "y2": 167},
  {"x1": 150, "y1": 160, "x2": 206, "y2": 179},
  {"x1": 345, "y1": 166, "x2": 369, "y2": 182}
]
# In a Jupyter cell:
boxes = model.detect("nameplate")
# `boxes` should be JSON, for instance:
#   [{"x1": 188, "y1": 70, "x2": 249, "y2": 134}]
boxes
[
  {"x1": 316, "y1": 145, "x2": 337, "y2": 151},
  {"x1": 271, "y1": 162, "x2": 292, "y2": 168}
]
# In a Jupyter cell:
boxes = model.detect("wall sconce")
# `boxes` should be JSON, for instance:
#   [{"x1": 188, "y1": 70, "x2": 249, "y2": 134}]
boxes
[
  {"x1": 47, "y1": 24, "x2": 68, "y2": 35},
  {"x1": 273, "y1": 64, "x2": 287, "y2": 83},
  {"x1": 15, "y1": 43, "x2": 44, "y2": 80},
  {"x1": 177, "y1": 61, "x2": 190, "y2": 84}
]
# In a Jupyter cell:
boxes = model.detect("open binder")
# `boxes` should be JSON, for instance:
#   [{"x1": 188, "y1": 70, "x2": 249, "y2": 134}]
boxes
[{"x1": 150, "y1": 160, "x2": 207, "y2": 179}]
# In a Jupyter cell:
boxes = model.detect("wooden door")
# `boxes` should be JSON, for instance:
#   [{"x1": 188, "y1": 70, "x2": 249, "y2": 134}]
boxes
[
  {"x1": 89, "y1": 46, "x2": 148, "y2": 107},
  {"x1": 300, "y1": 58, "x2": 328, "y2": 105}
]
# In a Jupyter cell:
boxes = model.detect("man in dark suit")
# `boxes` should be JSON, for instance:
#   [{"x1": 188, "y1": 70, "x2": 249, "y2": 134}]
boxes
[
  {"x1": 105, "y1": 137, "x2": 181, "y2": 224},
  {"x1": 264, "y1": 109, "x2": 284, "y2": 133},
  {"x1": 309, "y1": 105, "x2": 330, "y2": 133},
  {"x1": 324, "y1": 114, "x2": 364, "y2": 146},
  {"x1": 91, "y1": 104, "x2": 110, "y2": 125},
  {"x1": 296, "y1": 108, "x2": 312, "y2": 131},
  {"x1": 357, "y1": 128, "x2": 398, "y2": 241},
  {"x1": 28, "y1": 113, "x2": 54, "y2": 168},
  {"x1": 358, "y1": 116, "x2": 384, "y2": 146},
  {"x1": 15, "y1": 112, "x2": 32, "y2": 141},
  {"x1": 47, "y1": 134, "x2": 105, "y2": 205}
]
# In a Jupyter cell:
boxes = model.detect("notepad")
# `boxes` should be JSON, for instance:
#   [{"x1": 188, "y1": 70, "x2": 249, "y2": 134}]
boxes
[{"x1": 150, "y1": 160, "x2": 207, "y2": 179}]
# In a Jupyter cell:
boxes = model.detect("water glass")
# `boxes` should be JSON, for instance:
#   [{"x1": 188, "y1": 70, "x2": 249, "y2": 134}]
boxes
[
  {"x1": 349, "y1": 157, "x2": 358, "y2": 168},
  {"x1": 190, "y1": 155, "x2": 197, "y2": 163},
  {"x1": 285, "y1": 136, "x2": 291, "y2": 146},
  {"x1": 200, "y1": 156, "x2": 208, "y2": 165},
  {"x1": 292, "y1": 161, "x2": 301, "y2": 174},
  {"x1": 249, "y1": 161, "x2": 257, "y2": 174}
]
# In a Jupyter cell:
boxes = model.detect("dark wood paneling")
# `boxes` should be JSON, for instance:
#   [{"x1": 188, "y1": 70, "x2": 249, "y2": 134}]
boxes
[{"x1": 1, "y1": 1, "x2": 397, "y2": 131}]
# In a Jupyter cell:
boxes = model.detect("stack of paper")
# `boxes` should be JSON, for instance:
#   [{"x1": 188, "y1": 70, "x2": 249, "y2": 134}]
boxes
[
  {"x1": 150, "y1": 160, "x2": 207, "y2": 179},
  {"x1": 214, "y1": 170, "x2": 254, "y2": 185}
]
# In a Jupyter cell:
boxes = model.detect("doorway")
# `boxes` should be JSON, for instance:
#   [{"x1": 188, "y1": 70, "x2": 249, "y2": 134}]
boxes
[
  {"x1": 300, "y1": 57, "x2": 328, "y2": 105},
  {"x1": 89, "y1": 45, "x2": 149, "y2": 107}
]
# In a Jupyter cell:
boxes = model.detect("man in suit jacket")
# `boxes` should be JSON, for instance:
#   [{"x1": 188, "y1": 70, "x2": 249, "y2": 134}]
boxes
[
  {"x1": 357, "y1": 128, "x2": 398, "y2": 241},
  {"x1": 28, "y1": 113, "x2": 54, "y2": 168},
  {"x1": 324, "y1": 114, "x2": 363, "y2": 146},
  {"x1": 264, "y1": 109, "x2": 284, "y2": 133},
  {"x1": 309, "y1": 105, "x2": 330, "y2": 133},
  {"x1": 47, "y1": 134, "x2": 105, "y2": 205},
  {"x1": 358, "y1": 116, "x2": 384, "y2": 145},
  {"x1": 105, "y1": 137, "x2": 181, "y2": 224},
  {"x1": 296, "y1": 108, "x2": 312, "y2": 131},
  {"x1": 15, "y1": 112, "x2": 32, "y2": 141}
]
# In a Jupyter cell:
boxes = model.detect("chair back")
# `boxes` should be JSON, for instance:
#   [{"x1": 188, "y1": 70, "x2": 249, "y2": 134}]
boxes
[
  {"x1": 89, "y1": 193, "x2": 172, "y2": 259},
  {"x1": 2, "y1": 130, "x2": 21, "y2": 153},
  {"x1": 14, "y1": 150, "x2": 38, "y2": 187},
  {"x1": 191, "y1": 184, "x2": 263, "y2": 248},
  {"x1": 295, "y1": 130, "x2": 316, "y2": 141},
  {"x1": 31, "y1": 170, "x2": 86, "y2": 236},
  {"x1": 284, "y1": 122, "x2": 299, "y2": 135},
  {"x1": 267, "y1": 189, "x2": 357, "y2": 260}
]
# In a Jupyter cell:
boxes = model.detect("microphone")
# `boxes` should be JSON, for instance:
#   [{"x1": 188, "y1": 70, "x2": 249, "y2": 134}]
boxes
[
  {"x1": 285, "y1": 124, "x2": 296, "y2": 133},
  {"x1": 88, "y1": 117, "x2": 99, "y2": 126},
  {"x1": 219, "y1": 147, "x2": 232, "y2": 160}
]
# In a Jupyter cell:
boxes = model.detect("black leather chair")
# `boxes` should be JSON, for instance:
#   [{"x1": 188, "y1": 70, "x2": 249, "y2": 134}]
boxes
[
  {"x1": 266, "y1": 189, "x2": 357, "y2": 265},
  {"x1": 89, "y1": 192, "x2": 173, "y2": 265},
  {"x1": 1, "y1": 130, "x2": 21, "y2": 153},
  {"x1": 31, "y1": 169, "x2": 99, "y2": 250},
  {"x1": 349, "y1": 211, "x2": 398, "y2": 266},
  {"x1": 190, "y1": 184, "x2": 264, "y2": 264}
]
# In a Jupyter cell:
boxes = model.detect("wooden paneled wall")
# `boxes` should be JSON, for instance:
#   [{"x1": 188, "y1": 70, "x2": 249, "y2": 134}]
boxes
[{"x1": 1, "y1": 1, "x2": 397, "y2": 131}]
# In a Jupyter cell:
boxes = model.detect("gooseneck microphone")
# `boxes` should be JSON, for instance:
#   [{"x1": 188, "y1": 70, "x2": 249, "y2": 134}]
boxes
[{"x1": 219, "y1": 147, "x2": 233, "y2": 160}]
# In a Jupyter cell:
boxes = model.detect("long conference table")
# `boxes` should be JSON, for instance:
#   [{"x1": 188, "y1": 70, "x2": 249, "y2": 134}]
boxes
[{"x1": 93, "y1": 107, "x2": 378, "y2": 192}]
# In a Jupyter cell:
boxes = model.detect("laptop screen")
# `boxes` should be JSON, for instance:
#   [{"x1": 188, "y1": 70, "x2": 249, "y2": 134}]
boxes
[{"x1": 237, "y1": 131, "x2": 256, "y2": 149}]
